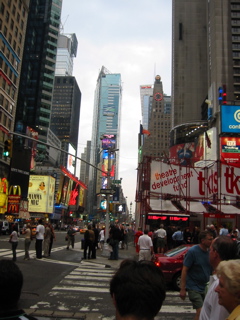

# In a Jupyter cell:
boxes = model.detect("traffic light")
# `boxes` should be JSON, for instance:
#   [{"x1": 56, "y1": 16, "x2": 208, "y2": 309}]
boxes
[
  {"x1": 222, "y1": 84, "x2": 227, "y2": 104},
  {"x1": 218, "y1": 87, "x2": 223, "y2": 105},
  {"x1": 3, "y1": 139, "x2": 12, "y2": 157}
]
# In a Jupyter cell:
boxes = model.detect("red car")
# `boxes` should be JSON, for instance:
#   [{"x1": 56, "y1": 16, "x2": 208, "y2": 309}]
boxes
[{"x1": 152, "y1": 244, "x2": 194, "y2": 291}]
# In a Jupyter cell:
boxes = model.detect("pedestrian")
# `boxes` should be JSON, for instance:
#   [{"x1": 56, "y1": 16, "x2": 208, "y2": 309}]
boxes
[
  {"x1": 137, "y1": 229, "x2": 153, "y2": 261},
  {"x1": 192, "y1": 226, "x2": 200, "y2": 244},
  {"x1": 35, "y1": 219, "x2": 45, "y2": 259},
  {"x1": 9, "y1": 224, "x2": 18, "y2": 262},
  {"x1": 183, "y1": 227, "x2": 192, "y2": 244},
  {"x1": 134, "y1": 227, "x2": 143, "y2": 253},
  {"x1": 48, "y1": 223, "x2": 56, "y2": 256},
  {"x1": 110, "y1": 259, "x2": 166, "y2": 320},
  {"x1": 43, "y1": 223, "x2": 51, "y2": 257},
  {"x1": 91, "y1": 223, "x2": 99, "y2": 259},
  {"x1": 109, "y1": 224, "x2": 122, "y2": 260},
  {"x1": 180, "y1": 231, "x2": 213, "y2": 320},
  {"x1": 66, "y1": 225, "x2": 76, "y2": 250},
  {"x1": 200, "y1": 236, "x2": 238, "y2": 320},
  {"x1": 83, "y1": 225, "x2": 95, "y2": 259},
  {"x1": 172, "y1": 227, "x2": 184, "y2": 247},
  {"x1": 155, "y1": 224, "x2": 167, "y2": 253},
  {"x1": 0, "y1": 260, "x2": 38, "y2": 319},
  {"x1": 219, "y1": 224, "x2": 229, "y2": 236},
  {"x1": 22, "y1": 223, "x2": 32, "y2": 260},
  {"x1": 215, "y1": 260, "x2": 240, "y2": 320},
  {"x1": 123, "y1": 227, "x2": 128, "y2": 250},
  {"x1": 99, "y1": 226, "x2": 105, "y2": 251},
  {"x1": 166, "y1": 226, "x2": 174, "y2": 250}
]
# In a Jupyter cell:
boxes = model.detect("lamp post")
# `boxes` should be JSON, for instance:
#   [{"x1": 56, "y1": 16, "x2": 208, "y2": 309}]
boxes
[{"x1": 102, "y1": 147, "x2": 118, "y2": 256}]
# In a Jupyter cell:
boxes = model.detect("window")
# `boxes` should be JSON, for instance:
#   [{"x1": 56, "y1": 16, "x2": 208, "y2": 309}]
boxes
[
  {"x1": 6, "y1": 11, "x2": 9, "y2": 22},
  {"x1": 1, "y1": 3, "x2": 5, "y2": 14},
  {"x1": 12, "y1": 5, "x2": 16, "y2": 15}
]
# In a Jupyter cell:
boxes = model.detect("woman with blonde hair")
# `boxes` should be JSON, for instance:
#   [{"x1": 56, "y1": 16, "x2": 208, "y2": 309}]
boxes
[{"x1": 215, "y1": 260, "x2": 240, "y2": 320}]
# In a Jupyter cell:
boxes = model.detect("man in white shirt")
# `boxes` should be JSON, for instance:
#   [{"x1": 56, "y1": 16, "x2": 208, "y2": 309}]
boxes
[
  {"x1": 155, "y1": 224, "x2": 167, "y2": 253},
  {"x1": 199, "y1": 235, "x2": 238, "y2": 320},
  {"x1": 35, "y1": 219, "x2": 45, "y2": 259},
  {"x1": 137, "y1": 230, "x2": 153, "y2": 261}
]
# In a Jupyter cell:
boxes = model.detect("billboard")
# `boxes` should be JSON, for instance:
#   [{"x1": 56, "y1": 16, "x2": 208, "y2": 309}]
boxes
[
  {"x1": 220, "y1": 137, "x2": 240, "y2": 168},
  {"x1": 67, "y1": 144, "x2": 76, "y2": 174},
  {"x1": 150, "y1": 161, "x2": 240, "y2": 199},
  {"x1": 221, "y1": 105, "x2": 240, "y2": 133},
  {"x1": 101, "y1": 134, "x2": 116, "y2": 150},
  {"x1": 28, "y1": 175, "x2": 55, "y2": 213}
]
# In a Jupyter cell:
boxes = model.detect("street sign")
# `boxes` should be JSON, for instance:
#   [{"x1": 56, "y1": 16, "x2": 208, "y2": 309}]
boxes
[
  {"x1": 100, "y1": 189, "x2": 115, "y2": 194},
  {"x1": 112, "y1": 180, "x2": 121, "y2": 184}
]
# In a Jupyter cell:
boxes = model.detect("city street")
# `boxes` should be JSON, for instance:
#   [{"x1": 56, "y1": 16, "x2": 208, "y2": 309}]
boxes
[{"x1": 0, "y1": 231, "x2": 194, "y2": 320}]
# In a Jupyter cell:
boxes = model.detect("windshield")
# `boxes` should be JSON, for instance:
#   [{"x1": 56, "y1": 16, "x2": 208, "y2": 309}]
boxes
[{"x1": 164, "y1": 245, "x2": 189, "y2": 257}]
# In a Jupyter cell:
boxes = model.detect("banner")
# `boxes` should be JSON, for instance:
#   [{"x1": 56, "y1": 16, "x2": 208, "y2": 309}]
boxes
[{"x1": 150, "y1": 161, "x2": 240, "y2": 199}]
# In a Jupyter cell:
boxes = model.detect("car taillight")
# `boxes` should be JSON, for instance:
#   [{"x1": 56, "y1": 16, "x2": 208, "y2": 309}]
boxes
[{"x1": 155, "y1": 261, "x2": 161, "y2": 267}]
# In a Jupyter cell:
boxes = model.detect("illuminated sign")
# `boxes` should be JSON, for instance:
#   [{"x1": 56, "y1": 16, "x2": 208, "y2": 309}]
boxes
[
  {"x1": 148, "y1": 215, "x2": 189, "y2": 221},
  {"x1": 28, "y1": 175, "x2": 55, "y2": 213},
  {"x1": 220, "y1": 137, "x2": 240, "y2": 168},
  {"x1": 221, "y1": 105, "x2": 240, "y2": 133},
  {"x1": 67, "y1": 144, "x2": 76, "y2": 174}
]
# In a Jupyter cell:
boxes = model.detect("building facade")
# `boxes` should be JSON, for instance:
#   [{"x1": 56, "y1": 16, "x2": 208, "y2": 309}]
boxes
[
  {"x1": 15, "y1": 0, "x2": 62, "y2": 146},
  {"x1": 142, "y1": 75, "x2": 171, "y2": 158},
  {"x1": 0, "y1": 0, "x2": 30, "y2": 177},
  {"x1": 88, "y1": 66, "x2": 122, "y2": 218}
]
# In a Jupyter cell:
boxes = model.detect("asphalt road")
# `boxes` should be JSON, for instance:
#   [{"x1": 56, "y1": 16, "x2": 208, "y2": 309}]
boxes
[{"x1": 0, "y1": 231, "x2": 195, "y2": 320}]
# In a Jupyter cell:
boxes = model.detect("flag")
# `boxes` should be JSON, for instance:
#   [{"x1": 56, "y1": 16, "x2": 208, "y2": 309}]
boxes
[
  {"x1": 142, "y1": 128, "x2": 151, "y2": 136},
  {"x1": 140, "y1": 124, "x2": 150, "y2": 136},
  {"x1": 205, "y1": 131, "x2": 211, "y2": 148}
]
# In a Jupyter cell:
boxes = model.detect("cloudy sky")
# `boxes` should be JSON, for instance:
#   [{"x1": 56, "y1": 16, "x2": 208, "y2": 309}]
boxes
[{"x1": 61, "y1": 0, "x2": 172, "y2": 212}]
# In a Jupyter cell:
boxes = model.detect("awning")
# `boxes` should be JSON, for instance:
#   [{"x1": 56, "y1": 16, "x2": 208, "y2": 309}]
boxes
[
  {"x1": 180, "y1": 201, "x2": 206, "y2": 213},
  {"x1": 210, "y1": 204, "x2": 240, "y2": 214},
  {"x1": 150, "y1": 199, "x2": 180, "y2": 212}
]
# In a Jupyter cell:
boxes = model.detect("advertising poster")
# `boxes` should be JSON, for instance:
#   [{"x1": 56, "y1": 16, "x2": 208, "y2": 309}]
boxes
[
  {"x1": 220, "y1": 137, "x2": 240, "y2": 168},
  {"x1": 221, "y1": 105, "x2": 240, "y2": 133},
  {"x1": 28, "y1": 175, "x2": 55, "y2": 213}
]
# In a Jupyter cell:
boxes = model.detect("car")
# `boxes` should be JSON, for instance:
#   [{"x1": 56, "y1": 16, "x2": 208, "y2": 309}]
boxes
[
  {"x1": 80, "y1": 228, "x2": 87, "y2": 234},
  {"x1": 73, "y1": 226, "x2": 80, "y2": 232},
  {"x1": 152, "y1": 244, "x2": 194, "y2": 291}
]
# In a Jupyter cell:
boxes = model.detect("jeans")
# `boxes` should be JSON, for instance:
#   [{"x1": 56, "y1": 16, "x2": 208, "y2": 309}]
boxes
[
  {"x1": 110, "y1": 241, "x2": 119, "y2": 260},
  {"x1": 12, "y1": 241, "x2": 18, "y2": 261},
  {"x1": 36, "y1": 239, "x2": 43, "y2": 258},
  {"x1": 24, "y1": 238, "x2": 31, "y2": 259}
]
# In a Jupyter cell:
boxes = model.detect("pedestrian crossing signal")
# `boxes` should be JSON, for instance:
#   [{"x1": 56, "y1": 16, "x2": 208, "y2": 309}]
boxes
[{"x1": 3, "y1": 139, "x2": 12, "y2": 157}]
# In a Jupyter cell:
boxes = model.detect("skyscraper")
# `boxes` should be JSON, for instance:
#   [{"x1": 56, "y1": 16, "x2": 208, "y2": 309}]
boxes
[
  {"x1": 172, "y1": 0, "x2": 240, "y2": 128},
  {"x1": 88, "y1": 66, "x2": 122, "y2": 217},
  {"x1": 142, "y1": 75, "x2": 171, "y2": 158},
  {"x1": 0, "y1": 0, "x2": 30, "y2": 176},
  {"x1": 172, "y1": 0, "x2": 208, "y2": 127},
  {"x1": 15, "y1": 0, "x2": 62, "y2": 148},
  {"x1": 140, "y1": 84, "x2": 153, "y2": 131}
]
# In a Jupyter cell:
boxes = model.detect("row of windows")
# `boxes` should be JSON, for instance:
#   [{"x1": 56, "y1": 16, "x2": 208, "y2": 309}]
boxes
[
  {"x1": 1, "y1": 0, "x2": 26, "y2": 17},
  {"x1": 0, "y1": 97, "x2": 13, "y2": 115},
  {"x1": 0, "y1": 56, "x2": 18, "y2": 84},
  {"x1": 1, "y1": 78, "x2": 16, "y2": 100}
]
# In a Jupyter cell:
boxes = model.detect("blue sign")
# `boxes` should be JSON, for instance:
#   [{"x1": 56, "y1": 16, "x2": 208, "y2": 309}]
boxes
[{"x1": 221, "y1": 105, "x2": 240, "y2": 133}]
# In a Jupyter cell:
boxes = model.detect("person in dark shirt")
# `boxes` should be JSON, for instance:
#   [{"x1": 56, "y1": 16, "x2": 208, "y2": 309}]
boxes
[
  {"x1": 109, "y1": 224, "x2": 122, "y2": 260},
  {"x1": 0, "y1": 260, "x2": 38, "y2": 320}
]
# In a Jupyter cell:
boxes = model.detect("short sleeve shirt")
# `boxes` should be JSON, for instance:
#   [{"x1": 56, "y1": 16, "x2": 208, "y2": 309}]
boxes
[
  {"x1": 184, "y1": 245, "x2": 212, "y2": 292},
  {"x1": 138, "y1": 234, "x2": 153, "y2": 250}
]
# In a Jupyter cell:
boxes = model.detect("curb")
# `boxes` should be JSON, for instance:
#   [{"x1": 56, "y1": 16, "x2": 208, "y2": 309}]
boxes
[{"x1": 25, "y1": 309, "x2": 102, "y2": 319}]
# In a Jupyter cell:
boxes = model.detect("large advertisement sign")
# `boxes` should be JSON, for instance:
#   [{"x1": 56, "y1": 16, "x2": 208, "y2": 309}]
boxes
[
  {"x1": 150, "y1": 161, "x2": 240, "y2": 199},
  {"x1": 67, "y1": 144, "x2": 76, "y2": 174},
  {"x1": 28, "y1": 175, "x2": 55, "y2": 213},
  {"x1": 220, "y1": 137, "x2": 240, "y2": 168},
  {"x1": 101, "y1": 134, "x2": 116, "y2": 150},
  {"x1": 221, "y1": 105, "x2": 240, "y2": 133},
  {"x1": 169, "y1": 128, "x2": 217, "y2": 166}
]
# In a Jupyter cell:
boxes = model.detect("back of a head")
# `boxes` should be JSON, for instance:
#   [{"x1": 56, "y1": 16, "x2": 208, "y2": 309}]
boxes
[
  {"x1": 110, "y1": 259, "x2": 166, "y2": 320},
  {"x1": 88, "y1": 225, "x2": 92, "y2": 230},
  {"x1": 212, "y1": 236, "x2": 238, "y2": 260},
  {"x1": 144, "y1": 229, "x2": 148, "y2": 235},
  {"x1": 0, "y1": 260, "x2": 23, "y2": 309}
]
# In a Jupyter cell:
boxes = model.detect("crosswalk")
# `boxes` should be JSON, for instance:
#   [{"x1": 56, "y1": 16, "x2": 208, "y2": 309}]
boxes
[{"x1": 0, "y1": 246, "x2": 194, "y2": 318}]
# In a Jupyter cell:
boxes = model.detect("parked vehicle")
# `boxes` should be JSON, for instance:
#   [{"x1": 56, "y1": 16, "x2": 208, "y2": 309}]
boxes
[{"x1": 152, "y1": 244, "x2": 194, "y2": 290}]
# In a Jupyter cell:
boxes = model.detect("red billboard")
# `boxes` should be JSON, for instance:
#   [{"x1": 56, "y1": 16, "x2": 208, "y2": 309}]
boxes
[{"x1": 220, "y1": 137, "x2": 240, "y2": 168}]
